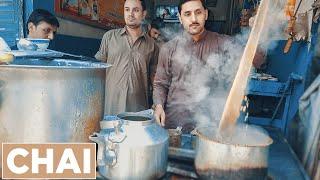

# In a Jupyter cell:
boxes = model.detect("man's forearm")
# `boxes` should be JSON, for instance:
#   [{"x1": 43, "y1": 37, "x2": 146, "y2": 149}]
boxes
[{"x1": 152, "y1": 82, "x2": 169, "y2": 107}]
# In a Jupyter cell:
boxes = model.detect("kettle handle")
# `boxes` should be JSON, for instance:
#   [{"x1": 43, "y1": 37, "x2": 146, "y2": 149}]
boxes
[
  {"x1": 89, "y1": 133, "x2": 106, "y2": 166},
  {"x1": 89, "y1": 133, "x2": 118, "y2": 167},
  {"x1": 113, "y1": 119, "x2": 123, "y2": 135},
  {"x1": 105, "y1": 140, "x2": 117, "y2": 166},
  {"x1": 109, "y1": 120, "x2": 127, "y2": 143}
]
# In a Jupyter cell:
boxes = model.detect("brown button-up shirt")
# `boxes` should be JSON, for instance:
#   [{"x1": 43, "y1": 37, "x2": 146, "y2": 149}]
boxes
[
  {"x1": 95, "y1": 27, "x2": 159, "y2": 115},
  {"x1": 153, "y1": 30, "x2": 264, "y2": 132}
]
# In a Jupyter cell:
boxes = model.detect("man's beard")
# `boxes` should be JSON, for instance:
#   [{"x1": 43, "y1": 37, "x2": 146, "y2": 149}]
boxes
[
  {"x1": 126, "y1": 23, "x2": 140, "y2": 29},
  {"x1": 188, "y1": 28, "x2": 203, "y2": 35},
  {"x1": 188, "y1": 25, "x2": 204, "y2": 35}
]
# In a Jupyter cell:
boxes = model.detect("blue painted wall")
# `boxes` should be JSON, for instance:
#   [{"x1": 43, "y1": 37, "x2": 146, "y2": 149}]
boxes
[
  {"x1": 0, "y1": 0, "x2": 23, "y2": 46},
  {"x1": 24, "y1": 0, "x2": 33, "y2": 35},
  {"x1": 33, "y1": 0, "x2": 54, "y2": 13}
]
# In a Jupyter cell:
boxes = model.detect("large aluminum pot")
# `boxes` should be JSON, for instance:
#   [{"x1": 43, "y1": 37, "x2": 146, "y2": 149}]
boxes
[
  {"x1": 0, "y1": 58, "x2": 110, "y2": 143},
  {"x1": 90, "y1": 110, "x2": 169, "y2": 179},
  {"x1": 193, "y1": 125, "x2": 273, "y2": 180}
]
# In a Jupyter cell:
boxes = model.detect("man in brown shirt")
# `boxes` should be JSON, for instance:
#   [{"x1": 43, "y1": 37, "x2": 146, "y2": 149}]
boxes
[
  {"x1": 95, "y1": 0, "x2": 158, "y2": 115},
  {"x1": 153, "y1": 0, "x2": 265, "y2": 132}
]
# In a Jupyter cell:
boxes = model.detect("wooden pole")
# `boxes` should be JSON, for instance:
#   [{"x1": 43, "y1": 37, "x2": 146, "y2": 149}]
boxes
[{"x1": 219, "y1": 0, "x2": 271, "y2": 133}]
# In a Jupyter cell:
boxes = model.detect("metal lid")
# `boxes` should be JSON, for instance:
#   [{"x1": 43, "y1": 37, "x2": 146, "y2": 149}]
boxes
[{"x1": 0, "y1": 57, "x2": 111, "y2": 69}]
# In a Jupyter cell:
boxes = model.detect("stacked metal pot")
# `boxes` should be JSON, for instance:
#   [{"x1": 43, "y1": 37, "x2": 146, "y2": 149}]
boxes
[{"x1": 0, "y1": 58, "x2": 109, "y2": 174}]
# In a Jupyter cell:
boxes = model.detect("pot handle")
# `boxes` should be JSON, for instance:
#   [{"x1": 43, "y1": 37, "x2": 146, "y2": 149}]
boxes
[
  {"x1": 103, "y1": 120, "x2": 127, "y2": 167},
  {"x1": 109, "y1": 120, "x2": 127, "y2": 143},
  {"x1": 89, "y1": 133, "x2": 118, "y2": 167},
  {"x1": 105, "y1": 140, "x2": 117, "y2": 166},
  {"x1": 89, "y1": 133, "x2": 106, "y2": 166}
]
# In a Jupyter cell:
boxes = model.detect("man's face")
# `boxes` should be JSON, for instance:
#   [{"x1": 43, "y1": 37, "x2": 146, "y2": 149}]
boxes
[
  {"x1": 124, "y1": 0, "x2": 146, "y2": 29},
  {"x1": 150, "y1": 28, "x2": 161, "y2": 39},
  {"x1": 178, "y1": 0, "x2": 208, "y2": 36},
  {"x1": 28, "y1": 21, "x2": 57, "y2": 40}
]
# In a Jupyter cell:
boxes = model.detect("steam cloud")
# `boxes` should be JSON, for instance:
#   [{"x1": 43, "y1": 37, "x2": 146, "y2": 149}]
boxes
[{"x1": 157, "y1": 0, "x2": 289, "y2": 129}]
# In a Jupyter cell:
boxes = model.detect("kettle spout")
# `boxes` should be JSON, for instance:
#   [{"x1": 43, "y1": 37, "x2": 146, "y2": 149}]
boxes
[{"x1": 89, "y1": 132, "x2": 102, "y2": 143}]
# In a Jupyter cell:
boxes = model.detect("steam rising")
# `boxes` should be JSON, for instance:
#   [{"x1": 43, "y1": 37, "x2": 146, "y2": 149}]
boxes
[
  {"x1": 198, "y1": 124, "x2": 273, "y2": 146},
  {"x1": 258, "y1": 0, "x2": 288, "y2": 49},
  {"x1": 158, "y1": 0, "x2": 288, "y2": 130}
]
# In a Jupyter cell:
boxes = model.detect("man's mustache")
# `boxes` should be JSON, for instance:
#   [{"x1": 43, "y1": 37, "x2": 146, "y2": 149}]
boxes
[
  {"x1": 189, "y1": 23, "x2": 200, "y2": 27},
  {"x1": 127, "y1": 15, "x2": 136, "y2": 19},
  {"x1": 127, "y1": 17, "x2": 136, "y2": 21}
]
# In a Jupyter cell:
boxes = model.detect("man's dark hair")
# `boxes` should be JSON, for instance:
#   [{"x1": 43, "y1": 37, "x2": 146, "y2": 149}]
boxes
[
  {"x1": 125, "y1": 0, "x2": 147, "y2": 11},
  {"x1": 27, "y1": 9, "x2": 59, "y2": 33},
  {"x1": 178, "y1": 0, "x2": 207, "y2": 14},
  {"x1": 151, "y1": 17, "x2": 165, "y2": 29}
]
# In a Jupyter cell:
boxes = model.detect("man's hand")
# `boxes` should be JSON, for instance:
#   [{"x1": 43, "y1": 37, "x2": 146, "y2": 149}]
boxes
[{"x1": 154, "y1": 104, "x2": 165, "y2": 127}]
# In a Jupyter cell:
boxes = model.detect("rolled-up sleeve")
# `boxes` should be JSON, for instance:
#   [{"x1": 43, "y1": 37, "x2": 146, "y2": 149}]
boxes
[
  {"x1": 95, "y1": 32, "x2": 109, "y2": 62},
  {"x1": 153, "y1": 44, "x2": 171, "y2": 107}
]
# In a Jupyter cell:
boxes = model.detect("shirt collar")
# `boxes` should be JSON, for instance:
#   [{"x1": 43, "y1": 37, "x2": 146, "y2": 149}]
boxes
[
  {"x1": 120, "y1": 27, "x2": 126, "y2": 35},
  {"x1": 120, "y1": 26, "x2": 147, "y2": 39},
  {"x1": 183, "y1": 29, "x2": 208, "y2": 43}
]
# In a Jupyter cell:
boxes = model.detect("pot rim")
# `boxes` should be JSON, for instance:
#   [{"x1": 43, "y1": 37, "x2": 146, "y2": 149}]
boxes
[
  {"x1": 195, "y1": 125, "x2": 273, "y2": 148},
  {"x1": 0, "y1": 59, "x2": 112, "y2": 69},
  {"x1": 100, "y1": 119, "x2": 155, "y2": 128},
  {"x1": 118, "y1": 112, "x2": 155, "y2": 126},
  {"x1": 101, "y1": 112, "x2": 156, "y2": 129}
]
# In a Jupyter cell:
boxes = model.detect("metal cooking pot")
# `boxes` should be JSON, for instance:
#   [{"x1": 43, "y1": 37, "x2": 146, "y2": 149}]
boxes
[
  {"x1": 193, "y1": 125, "x2": 273, "y2": 180},
  {"x1": 90, "y1": 110, "x2": 168, "y2": 179},
  {"x1": 0, "y1": 58, "x2": 110, "y2": 171},
  {"x1": 0, "y1": 58, "x2": 110, "y2": 143}
]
